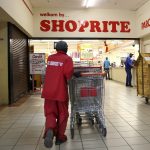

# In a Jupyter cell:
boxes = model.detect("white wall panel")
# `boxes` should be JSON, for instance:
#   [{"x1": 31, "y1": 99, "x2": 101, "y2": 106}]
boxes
[
  {"x1": 0, "y1": 0, "x2": 33, "y2": 36},
  {"x1": 33, "y1": 8, "x2": 136, "y2": 38}
]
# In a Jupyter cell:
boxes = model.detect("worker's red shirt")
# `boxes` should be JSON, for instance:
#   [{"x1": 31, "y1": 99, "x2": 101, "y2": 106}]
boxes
[{"x1": 41, "y1": 51, "x2": 73, "y2": 101}]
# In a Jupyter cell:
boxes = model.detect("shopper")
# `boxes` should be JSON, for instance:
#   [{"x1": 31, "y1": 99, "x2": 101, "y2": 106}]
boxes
[
  {"x1": 41, "y1": 41, "x2": 74, "y2": 148},
  {"x1": 125, "y1": 53, "x2": 134, "y2": 87},
  {"x1": 103, "y1": 57, "x2": 111, "y2": 80}
]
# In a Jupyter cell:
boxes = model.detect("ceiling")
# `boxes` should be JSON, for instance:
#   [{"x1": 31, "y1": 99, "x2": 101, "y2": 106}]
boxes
[{"x1": 30, "y1": 0, "x2": 149, "y2": 11}]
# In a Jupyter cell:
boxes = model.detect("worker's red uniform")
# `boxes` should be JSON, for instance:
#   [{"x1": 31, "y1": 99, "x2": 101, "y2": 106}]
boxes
[{"x1": 42, "y1": 51, "x2": 73, "y2": 141}]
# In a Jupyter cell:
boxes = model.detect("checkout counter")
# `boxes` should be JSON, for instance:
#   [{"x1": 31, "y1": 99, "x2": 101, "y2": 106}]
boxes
[
  {"x1": 73, "y1": 64, "x2": 136, "y2": 87},
  {"x1": 110, "y1": 67, "x2": 136, "y2": 86}
]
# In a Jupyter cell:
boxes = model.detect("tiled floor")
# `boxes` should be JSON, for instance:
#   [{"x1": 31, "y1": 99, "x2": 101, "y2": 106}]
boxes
[{"x1": 0, "y1": 80, "x2": 150, "y2": 150}]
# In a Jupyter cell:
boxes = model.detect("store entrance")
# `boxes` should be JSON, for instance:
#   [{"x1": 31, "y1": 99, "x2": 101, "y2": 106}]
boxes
[{"x1": 29, "y1": 38, "x2": 140, "y2": 92}]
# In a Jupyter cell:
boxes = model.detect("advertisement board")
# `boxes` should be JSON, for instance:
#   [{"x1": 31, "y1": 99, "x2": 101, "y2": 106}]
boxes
[{"x1": 30, "y1": 53, "x2": 45, "y2": 74}]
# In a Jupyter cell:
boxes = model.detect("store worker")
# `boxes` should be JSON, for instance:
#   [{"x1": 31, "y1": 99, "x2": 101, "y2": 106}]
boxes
[
  {"x1": 125, "y1": 53, "x2": 134, "y2": 87},
  {"x1": 103, "y1": 57, "x2": 111, "y2": 80},
  {"x1": 41, "y1": 41, "x2": 74, "y2": 148}
]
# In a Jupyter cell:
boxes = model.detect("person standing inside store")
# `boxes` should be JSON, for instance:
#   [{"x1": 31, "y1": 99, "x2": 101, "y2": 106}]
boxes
[
  {"x1": 103, "y1": 57, "x2": 111, "y2": 80},
  {"x1": 41, "y1": 41, "x2": 74, "y2": 148},
  {"x1": 125, "y1": 53, "x2": 134, "y2": 87}
]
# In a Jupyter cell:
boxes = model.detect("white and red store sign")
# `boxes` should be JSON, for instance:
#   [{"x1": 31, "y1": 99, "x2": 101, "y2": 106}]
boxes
[
  {"x1": 33, "y1": 10, "x2": 137, "y2": 37},
  {"x1": 40, "y1": 20, "x2": 131, "y2": 33}
]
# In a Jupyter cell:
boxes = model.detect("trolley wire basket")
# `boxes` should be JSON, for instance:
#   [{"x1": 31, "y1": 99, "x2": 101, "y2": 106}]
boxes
[
  {"x1": 74, "y1": 66, "x2": 102, "y2": 73},
  {"x1": 69, "y1": 76, "x2": 107, "y2": 139}
]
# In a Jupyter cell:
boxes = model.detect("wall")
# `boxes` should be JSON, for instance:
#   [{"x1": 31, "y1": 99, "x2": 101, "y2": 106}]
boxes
[
  {"x1": 0, "y1": 0, "x2": 33, "y2": 36},
  {"x1": 136, "y1": 0, "x2": 150, "y2": 53},
  {"x1": 141, "y1": 35, "x2": 150, "y2": 53},
  {"x1": 0, "y1": 22, "x2": 9, "y2": 105},
  {"x1": 111, "y1": 67, "x2": 136, "y2": 86},
  {"x1": 0, "y1": 0, "x2": 150, "y2": 39},
  {"x1": 33, "y1": 8, "x2": 136, "y2": 38},
  {"x1": 137, "y1": 0, "x2": 150, "y2": 38}
]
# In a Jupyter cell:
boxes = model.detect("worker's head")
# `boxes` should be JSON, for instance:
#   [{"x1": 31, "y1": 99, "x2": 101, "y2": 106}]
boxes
[
  {"x1": 129, "y1": 53, "x2": 134, "y2": 58},
  {"x1": 56, "y1": 41, "x2": 68, "y2": 53},
  {"x1": 106, "y1": 57, "x2": 108, "y2": 60}
]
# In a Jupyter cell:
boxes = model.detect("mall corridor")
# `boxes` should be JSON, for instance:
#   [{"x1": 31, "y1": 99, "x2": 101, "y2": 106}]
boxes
[{"x1": 0, "y1": 81, "x2": 150, "y2": 150}]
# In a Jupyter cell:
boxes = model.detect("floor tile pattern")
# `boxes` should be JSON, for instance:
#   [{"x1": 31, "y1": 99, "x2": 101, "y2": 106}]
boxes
[{"x1": 0, "y1": 80, "x2": 149, "y2": 150}]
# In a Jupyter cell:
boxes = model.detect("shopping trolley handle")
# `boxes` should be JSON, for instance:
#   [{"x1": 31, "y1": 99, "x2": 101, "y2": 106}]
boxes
[
  {"x1": 73, "y1": 71, "x2": 82, "y2": 78},
  {"x1": 81, "y1": 72, "x2": 106, "y2": 77}
]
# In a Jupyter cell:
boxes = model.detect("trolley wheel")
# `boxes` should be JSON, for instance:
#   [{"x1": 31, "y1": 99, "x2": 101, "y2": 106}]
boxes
[
  {"x1": 91, "y1": 119, "x2": 94, "y2": 125},
  {"x1": 145, "y1": 97, "x2": 149, "y2": 104},
  {"x1": 76, "y1": 112, "x2": 79, "y2": 115},
  {"x1": 77, "y1": 117, "x2": 82, "y2": 126},
  {"x1": 71, "y1": 128, "x2": 74, "y2": 139},
  {"x1": 92, "y1": 119, "x2": 94, "y2": 125},
  {"x1": 95, "y1": 117, "x2": 99, "y2": 124},
  {"x1": 88, "y1": 118, "x2": 94, "y2": 126},
  {"x1": 102, "y1": 128, "x2": 107, "y2": 137},
  {"x1": 99, "y1": 121, "x2": 102, "y2": 128}
]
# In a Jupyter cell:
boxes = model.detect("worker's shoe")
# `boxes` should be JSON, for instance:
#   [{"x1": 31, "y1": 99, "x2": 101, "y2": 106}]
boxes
[
  {"x1": 44, "y1": 129, "x2": 54, "y2": 148},
  {"x1": 55, "y1": 136, "x2": 67, "y2": 145}
]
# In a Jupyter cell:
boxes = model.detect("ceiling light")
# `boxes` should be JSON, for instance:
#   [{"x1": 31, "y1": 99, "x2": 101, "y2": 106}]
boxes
[
  {"x1": 83, "y1": 0, "x2": 87, "y2": 7},
  {"x1": 83, "y1": 0, "x2": 95, "y2": 8}
]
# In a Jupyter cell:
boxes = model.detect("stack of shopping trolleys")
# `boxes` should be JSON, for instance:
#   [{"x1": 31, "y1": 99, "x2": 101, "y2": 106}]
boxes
[{"x1": 69, "y1": 71, "x2": 107, "y2": 139}]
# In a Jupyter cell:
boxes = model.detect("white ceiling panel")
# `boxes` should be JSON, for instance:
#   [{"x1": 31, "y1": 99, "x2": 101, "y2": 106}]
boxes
[{"x1": 30, "y1": 0, "x2": 150, "y2": 11}]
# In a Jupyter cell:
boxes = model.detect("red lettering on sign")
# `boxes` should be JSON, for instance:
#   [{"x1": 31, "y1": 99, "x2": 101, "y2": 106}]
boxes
[
  {"x1": 40, "y1": 20, "x2": 50, "y2": 32},
  {"x1": 40, "y1": 20, "x2": 131, "y2": 33},
  {"x1": 141, "y1": 18, "x2": 150, "y2": 30},
  {"x1": 89, "y1": 21, "x2": 101, "y2": 32},
  {"x1": 51, "y1": 20, "x2": 65, "y2": 32},
  {"x1": 79, "y1": 21, "x2": 89, "y2": 32},
  {"x1": 109, "y1": 21, "x2": 119, "y2": 32},
  {"x1": 102, "y1": 21, "x2": 109, "y2": 32},
  {"x1": 65, "y1": 20, "x2": 77, "y2": 32},
  {"x1": 120, "y1": 21, "x2": 130, "y2": 32}
]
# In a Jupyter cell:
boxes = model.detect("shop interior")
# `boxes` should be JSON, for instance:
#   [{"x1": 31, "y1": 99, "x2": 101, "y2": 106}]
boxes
[
  {"x1": 29, "y1": 39, "x2": 139, "y2": 67},
  {"x1": 29, "y1": 39, "x2": 140, "y2": 90}
]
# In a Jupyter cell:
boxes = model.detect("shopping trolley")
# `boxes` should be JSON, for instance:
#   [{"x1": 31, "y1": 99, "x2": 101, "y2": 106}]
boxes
[
  {"x1": 74, "y1": 66, "x2": 102, "y2": 73},
  {"x1": 69, "y1": 73, "x2": 107, "y2": 139}
]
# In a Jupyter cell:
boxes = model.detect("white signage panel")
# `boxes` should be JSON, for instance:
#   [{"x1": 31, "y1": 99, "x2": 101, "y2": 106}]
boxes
[
  {"x1": 33, "y1": 8, "x2": 136, "y2": 38},
  {"x1": 30, "y1": 53, "x2": 45, "y2": 74}
]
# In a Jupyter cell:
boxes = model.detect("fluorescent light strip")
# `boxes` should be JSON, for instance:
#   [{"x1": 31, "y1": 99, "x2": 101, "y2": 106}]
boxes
[
  {"x1": 83, "y1": 0, "x2": 87, "y2": 7},
  {"x1": 83, "y1": 0, "x2": 94, "y2": 8},
  {"x1": 86, "y1": 0, "x2": 90, "y2": 8},
  {"x1": 83, "y1": 0, "x2": 89, "y2": 8}
]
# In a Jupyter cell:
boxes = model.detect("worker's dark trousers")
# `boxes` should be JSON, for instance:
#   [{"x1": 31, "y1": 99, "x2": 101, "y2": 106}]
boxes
[
  {"x1": 104, "y1": 68, "x2": 110, "y2": 79},
  {"x1": 44, "y1": 100, "x2": 69, "y2": 140},
  {"x1": 125, "y1": 68, "x2": 132, "y2": 86}
]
